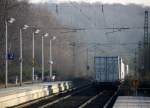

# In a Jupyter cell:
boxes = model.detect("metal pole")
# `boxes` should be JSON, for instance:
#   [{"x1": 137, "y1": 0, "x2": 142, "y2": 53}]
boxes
[
  {"x1": 5, "y1": 20, "x2": 8, "y2": 88},
  {"x1": 32, "y1": 32, "x2": 35, "y2": 82},
  {"x1": 20, "y1": 29, "x2": 23, "y2": 86},
  {"x1": 49, "y1": 39, "x2": 52, "y2": 79},
  {"x1": 86, "y1": 48, "x2": 89, "y2": 76},
  {"x1": 42, "y1": 36, "x2": 44, "y2": 81},
  {"x1": 87, "y1": 48, "x2": 89, "y2": 69},
  {"x1": 72, "y1": 42, "x2": 76, "y2": 74}
]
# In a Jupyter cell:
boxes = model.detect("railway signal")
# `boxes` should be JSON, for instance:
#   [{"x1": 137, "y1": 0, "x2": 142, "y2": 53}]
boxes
[
  {"x1": 132, "y1": 79, "x2": 140, "y2": 96},
  {"x1": 132, "y1": 80, "x2": 139, "y2": 89}
]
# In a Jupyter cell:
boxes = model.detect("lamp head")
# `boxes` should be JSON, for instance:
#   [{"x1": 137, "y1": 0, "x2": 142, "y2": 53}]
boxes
[
  {"x1": 44, "y1": 33, "x2": 49, "y2": 37},
  {"x1": 8, "y1": 18, "x2": 15, "y2": 24},
  {"x1": 23, "y1": 25, "x2": 29, "y2": 30},
  {"x1": 52, "y1": 36, "x2": 56, "y2": 40},
  {"x1": 35, "y1": 29, "x2": 40, "y2": 34}
]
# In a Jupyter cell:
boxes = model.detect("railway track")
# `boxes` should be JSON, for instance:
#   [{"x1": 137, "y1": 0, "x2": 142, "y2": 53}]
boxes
[
  {"x1": 41, "y1": 86, "x2": 99, "y2": 108},
  {"x1": 13, "y1": 84, "x2": 117, "y2": 108},
  {"x1": 82, "y1": 90, "x2": 115, "y2": 108},
  {"x1": 12, "y1": 84, "x2": 90, "y2": 108},
  {"x1": 39, "y1": 88, "x2": 116, "y2": 108}
]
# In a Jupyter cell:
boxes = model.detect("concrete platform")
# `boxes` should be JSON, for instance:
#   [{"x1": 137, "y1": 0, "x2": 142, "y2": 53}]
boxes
[
  {"x1": 0, "y1": 81, "x2": 72, "y2": 108},
  {"x1": 113, "y1": 96, "x2": 150, "y2": 108}
]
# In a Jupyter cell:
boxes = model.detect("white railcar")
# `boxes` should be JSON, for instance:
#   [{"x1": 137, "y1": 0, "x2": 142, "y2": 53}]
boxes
[{"x1": 94, "y1": 56, "x2": 127, "y2": 84}]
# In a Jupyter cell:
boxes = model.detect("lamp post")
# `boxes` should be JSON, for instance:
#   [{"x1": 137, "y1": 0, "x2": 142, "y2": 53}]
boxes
[
  {"x1": 41, "y1": 33, "x2": 49, "y2": 81},
  {"x1": 49, "y1": 36, "x2": 56, "y2": 80},
  {"x1": 19, "y1": 25, "x2": 29, "y2": 86},
  {"x1": 32, "y1": 29, "x2": 40, "y2": 82},
  {"x1": 5, "y1": 18, "x2": 15, "y2": 88}
]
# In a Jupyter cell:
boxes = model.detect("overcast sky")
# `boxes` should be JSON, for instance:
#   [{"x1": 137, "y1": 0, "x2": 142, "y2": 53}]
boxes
[{"x1": 29, "y1": 0, "x2": 150, "y2": 6}]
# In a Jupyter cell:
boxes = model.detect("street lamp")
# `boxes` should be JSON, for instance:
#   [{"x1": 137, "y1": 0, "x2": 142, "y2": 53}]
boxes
[
  {"x1": 5, "y1": 17, "x2": 15, "y2": 88},
  {"x1": 41, "y1": 33, "x2": 49, "y2": 81},
  {"x1": 49, "y1": 36, "x2": 56, "y2": 80},
  {"x1": 19, "y1": 24, "x2": 29, "y2": 86},
  {"x1": 32, "y1": 29, "x2": 40, "y2": 82}
]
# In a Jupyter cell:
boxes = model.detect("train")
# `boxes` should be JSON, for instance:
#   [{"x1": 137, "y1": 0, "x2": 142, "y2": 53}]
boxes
[{"x1": 93, "y1": 56, "x2": 129, "y2": 88}]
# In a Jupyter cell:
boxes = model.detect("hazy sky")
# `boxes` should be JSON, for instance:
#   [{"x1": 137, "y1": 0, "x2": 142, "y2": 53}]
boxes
[{"x1": 29, "y1": 0, "x2": 150, "y2": 6}]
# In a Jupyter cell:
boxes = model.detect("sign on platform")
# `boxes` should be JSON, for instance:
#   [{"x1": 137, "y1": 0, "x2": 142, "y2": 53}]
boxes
[{"x1": 132, "y1": 80, "x2": 139, "y2": 89}]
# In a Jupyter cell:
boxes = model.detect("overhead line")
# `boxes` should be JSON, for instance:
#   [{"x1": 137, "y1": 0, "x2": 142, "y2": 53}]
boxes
[{"x1": 68, "y1": 0, "x2": 96, "y2": 26}]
